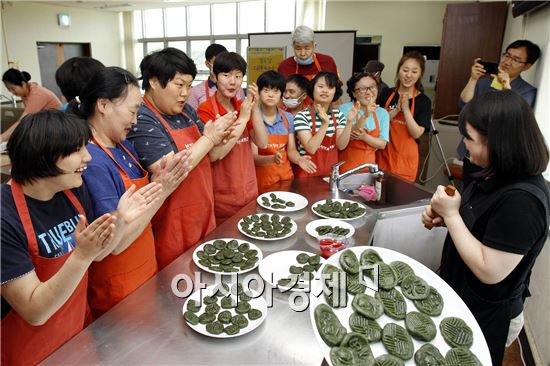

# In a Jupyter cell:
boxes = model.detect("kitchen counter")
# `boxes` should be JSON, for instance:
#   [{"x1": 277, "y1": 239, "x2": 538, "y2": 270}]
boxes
[{"x1": 40, "y1": 177, "x2": 398, "y2": 365}]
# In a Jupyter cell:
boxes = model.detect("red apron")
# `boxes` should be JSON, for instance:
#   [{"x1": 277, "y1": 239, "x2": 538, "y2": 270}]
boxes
[
  {"x1": 143, "y1": 97, "x2": 216, "y2": 269},
  {"x1": 376, "y1": 89, "x2": 418, "y2": 182},
  {"x1": 209, "y1": 93, "x2": 258, "y2": 224},
  {"x1": 255, "y1": 109, "x2": 293, "y2": 193},
  {"x1": 87, "y1": 139, "x2": 157, "y2": 317},
  {"x1": 1, "y1": 183, "x2": 88, "y2": 366},
  {"x1": 294, "y1": 105, "x2": 338, "y2": 178},
  {"x1": 338, "y1": 111, "x2": 380, "y2": 173}
]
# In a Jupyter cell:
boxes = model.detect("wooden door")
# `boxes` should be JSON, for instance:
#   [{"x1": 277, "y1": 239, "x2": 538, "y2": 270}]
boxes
[{"x1": 433, "y1": 2, "x2": 508, "y2": 119}]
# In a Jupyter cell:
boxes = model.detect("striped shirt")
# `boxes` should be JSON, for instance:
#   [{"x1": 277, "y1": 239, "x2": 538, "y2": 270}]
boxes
[{"x1": 294, "y1": 108, "x2": 346, "y2": 156}]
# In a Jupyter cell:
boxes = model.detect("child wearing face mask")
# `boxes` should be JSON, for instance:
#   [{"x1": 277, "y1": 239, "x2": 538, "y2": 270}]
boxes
[
  {"x1": 252, "y1": 71, "x2": 317, "y2": 192},
  {"x1": 282, "y1": 74, "x2": 309, "y2": 116}
]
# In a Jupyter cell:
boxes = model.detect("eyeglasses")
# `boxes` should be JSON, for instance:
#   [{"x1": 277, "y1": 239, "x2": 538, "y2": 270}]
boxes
[
  {"x1": 354, "y1": 86, "x2": 377, "y2": 94},
  {"x1": 501, "y1": 52, "x2": 527, "y2": 66}
]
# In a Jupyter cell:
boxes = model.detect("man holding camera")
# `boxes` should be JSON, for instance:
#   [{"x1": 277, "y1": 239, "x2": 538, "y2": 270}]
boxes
[
  {"x1": 458, "y1": 40, "x2": 541, "y2": 186},
  {"x1": 460, "y1": 40, "x2": 541, "y2": 107}
]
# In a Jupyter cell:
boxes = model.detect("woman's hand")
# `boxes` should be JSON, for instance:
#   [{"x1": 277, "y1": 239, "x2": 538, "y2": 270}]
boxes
[
  {"x1": 298, "y1": 155, "x2": 317, "y2": 174},
  {"x1": 421, "y1": 205, "x2": 444, "y2": 229},
  {"x1": 116, "y1": 182, "x2": 163, "y2": 224},
  {"x1": 347, "y1": 101, "x2": 360, "y2": 123},
  {"x1": 430, "y1": 185, "x2": 461, "y2": 221},
  {"x1": 72, "y1": 214, "x2": 117, "y2": 262},
  {"x1": 351, "y1": 127, "x2": 368, "y2": 142},
  {"x1": 365, "y1": 99, "x2": 378, "y2": 116},
  {"x1": 399, "y1": 92, "x2": 410, "y2": 112},
  {"x1": 316, "y1": 104, "x2": 330, "y2": 128},
  {"x1": 151, "y1": 149, "x2": 192, "y2": 194},
  {"x1": 203, "y1": 111, "x2": 239, "y2": 145}
]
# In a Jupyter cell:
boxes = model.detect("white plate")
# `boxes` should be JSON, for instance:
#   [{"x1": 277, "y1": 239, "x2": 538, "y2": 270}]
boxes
[
  {"x1": 192, "y1": 238, "x2": 263, "y2": 275},
  {"x1": 183, "y1": 284, "x2": 267, "y2": 338},
  {"x1": 305, "y1": 219, "x2": 355, "y2": 239},
  {"x1": 238, "y1": 213, "x2": 298, "y2": 241},
  {"x1": 257, "y1": 191, "x2": 309, "y2": 212},
  {"x1": 311, "y1": 199, "x2": 368, "y2": 221},
  {"x1": 308, "y1": 246, "x2": 492, "y2": 366},
  {"x1": 259, "y1": 250, "x2": 325, "y2": 292}
]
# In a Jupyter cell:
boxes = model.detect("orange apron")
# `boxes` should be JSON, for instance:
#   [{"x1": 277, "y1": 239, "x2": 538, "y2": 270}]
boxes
[
  {"x1": 209, "y1": 92, "x2": 258, "y2": 224},
  {"x1": 143, "y1": 97, "x2": 216, "y2": 269},
  {"x1": 376, "y1": 89, "x2": 418, "y2": 182},
  {"x1": 255, "y1": 109, "x2": 293, "y2": 193},
  {"x1": 294, "y1": 105, "x2": 338, "y2": 178},
  {"x1": 338, "y1": 111, "x2": 380, "y2": 173},
  {"x1": 1, "y1": 183, "x2": 89, "y2": 366},
  {"x1": 87, "y1": 139, "x2": 157, "y2": 317}
]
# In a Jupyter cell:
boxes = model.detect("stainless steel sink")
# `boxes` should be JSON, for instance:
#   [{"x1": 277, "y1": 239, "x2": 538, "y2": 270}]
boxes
[{"x1": 336, "y1": 172, "x2": 433, "y2": 209}]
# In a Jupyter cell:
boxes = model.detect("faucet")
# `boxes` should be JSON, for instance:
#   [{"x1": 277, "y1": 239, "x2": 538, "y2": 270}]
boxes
[
  {"x1": 0, "y1": 94, "x2": 17, "y2": 107},
  {"x1": 329, "y1": 161, "x2": 382, "y2": 193}
]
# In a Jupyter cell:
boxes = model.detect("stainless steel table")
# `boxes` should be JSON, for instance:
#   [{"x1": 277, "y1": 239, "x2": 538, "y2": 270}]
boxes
[{"x1": 42, "y1": 177, "x2": 379, "y2": 365}]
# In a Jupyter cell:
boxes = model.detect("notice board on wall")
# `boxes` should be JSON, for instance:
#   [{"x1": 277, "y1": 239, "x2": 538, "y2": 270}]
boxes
[
  {"x1": 249, "y1": 31, "x2": 356, "y2": 101},
  {"x1": 247, "y1": 47, "x2": 286, "y2": 84}
]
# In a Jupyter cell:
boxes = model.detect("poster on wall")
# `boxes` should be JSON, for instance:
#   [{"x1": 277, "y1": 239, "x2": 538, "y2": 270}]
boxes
[{"x1": 247, "y1": 47, "x2": 285, "y2": 84}]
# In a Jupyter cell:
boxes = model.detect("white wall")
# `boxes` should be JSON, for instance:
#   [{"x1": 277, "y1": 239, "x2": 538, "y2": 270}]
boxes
[
  {"x1": 325, "y1": 1, "x2": 447, "y2": 85},
  {"x1": 502, "y1": 5, "x2": 550, "y2": 365},
  {"x1": 0, "y1": 1, "x2": 123, "y2": 96}
]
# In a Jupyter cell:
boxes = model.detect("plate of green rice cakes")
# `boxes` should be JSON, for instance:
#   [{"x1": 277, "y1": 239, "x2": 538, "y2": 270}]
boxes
[
  {"x1": 308, "y1": 246, "x2": 490, "y2": 366},
  {"x1": 312, "y1": 199, "x2": 368, "y2": 221},
  {"x1": 257, "y1": 191, "x2": 309, "y2": 212},
  {"x1": 238, "y1": 213, "x2": 298, "y2": 241},
  {"x1": 258, "y1": 250, "x2": 326, "y2": 292},
  {"x1": 193, "y1": 238, "x2": 263, "y2": 275},
  {"x1": 183, "y1": 283, "x2": 267, "y2": 338}
]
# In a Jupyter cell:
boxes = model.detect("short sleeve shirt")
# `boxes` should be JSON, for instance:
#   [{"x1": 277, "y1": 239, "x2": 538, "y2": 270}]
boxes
[
  {"x1": 196, "y1": 92, "x2": 252, "y2": 131},
  {"x1": 83, "y1": 141, "x2": 144, "y2": 217},
  {"x1": 377, "y1": 87, "x2": 432, "y2": 134},
  {"x1": 261, "y1": 108, "x2": 295, "y2": 135},
  {"x1": 294, "y1": 107, "x2": 347, "y2": 155},
  {"x1": 126, "y1": 103, "x2": 204, "y2": 169},
  {"x1": 338, "y1": 102, "x2": 390, "y2": 142},
  {"x1": 22, "y1": 83, "x2": 62, "y2": 116}
]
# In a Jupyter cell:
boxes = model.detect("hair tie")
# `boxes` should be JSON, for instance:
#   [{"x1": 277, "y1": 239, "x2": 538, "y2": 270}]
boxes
[{"x1": 75, "y1": 96, "x2": 81, "y2": 109}]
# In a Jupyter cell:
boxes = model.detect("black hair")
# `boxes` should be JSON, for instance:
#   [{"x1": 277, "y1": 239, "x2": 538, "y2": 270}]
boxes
[
  {"x1": 257, "y1": 70, "x2": 286, "y2": 94},
  {"x1": 459, "y1": 90, "x2": 548, "y2": 181},
  {"x1": 2, "y1": 69, "x2": 31, "y2": 86},
  {"x1": 212, "y1": 52, "x2": 247, "y2": 76},
  {"x1": 8, "y1": 110, "x2": 91, "y2": 184},
  {"x1": 205, "y1": 44, "x2": 228, "y2": 61},
  {"x1": 345, "y1": 71, "x2": 379, "y2": 101},
  {"x1": 506, "y1": 40, "x2": 541, "y2": 65},
  {"x1": 55, "y1": 57, "x2": 105, "y2": 102},
  {"x1": 395, "y1": 51, "x2": 425, "y2": 92},
  {"x1": 307, "y1": 72, "x2": 342, "y2": 102},
  {"x1": 140, "y1": 47, "x2": 197, "y2": 91},
  {"x1": 286, "y1": 74, "x2": 309, "y2": 93},
  {"x1": 66, "y1": 67, "x2": 139, "y2": 119}
]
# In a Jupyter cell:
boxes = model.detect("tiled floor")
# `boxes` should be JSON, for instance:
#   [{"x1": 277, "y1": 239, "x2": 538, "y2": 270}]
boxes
[{"x1": 503, "y1": 339, "x2": 525, "y2": 366}]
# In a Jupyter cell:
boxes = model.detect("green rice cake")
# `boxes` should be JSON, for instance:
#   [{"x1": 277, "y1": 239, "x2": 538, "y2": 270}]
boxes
[
  {"x1": 352, "y1": 293, "x2": 384, "y2": 320},
  {"x1": 413, "y1": 286, "x2": 444, "y2": 316},
  {"x1": 445, "y1": 347, "x2": 482, "y2": 366},
  {"x1": 414, "y1": 344, "x2": 445, "y2": 366},
  {"x1": 375, "y1": 288, "x2": 407, "y2": 320},
  {"x1": 314, "y1": 304, "x2": 347, "y2": 347},
  {"x1": 382, "y1": 323, "x2": 414, "y2": 360},
  {"x1": 440, "y1": 317, "x2": 473, "y2": 348},
  {"x1": 400, "y1": 275, "x2": 429, "y2": 300},
  {"x1": 405, "y1": 311, "x2": 436, "y2": 341},
  {"x1": 349, "y1": 312, "x2": 382, "y2": 342}
]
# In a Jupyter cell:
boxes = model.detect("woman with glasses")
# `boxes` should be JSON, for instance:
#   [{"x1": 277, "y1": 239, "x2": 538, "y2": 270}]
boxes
[
  {"x1": 376, "y1": 51, "x2": 432, "y2": 182},
  {"x1": 460, "y1": 40, "x2": 541, "y2": 108},
  {"x1": 338, "y1": 72, "x2": 390, "y2": 173}
]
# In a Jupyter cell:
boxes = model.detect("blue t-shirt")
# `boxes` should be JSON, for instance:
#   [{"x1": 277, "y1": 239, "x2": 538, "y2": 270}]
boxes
[
  {"x1": 338, "y1": 102, "x2": 390, "y2": 142},
  {"x1": 1, "y1": 184, "x2": 94, "y2": 317},
  {"x1": 260, "y1": 108, "x2": 295, "y2": 135},
  {"x1": 83, "y1": 141, "x2": 144, "y2": 217},
  {"x1": 127, "y1": 103, "x2": 204, "y2": 169}
]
